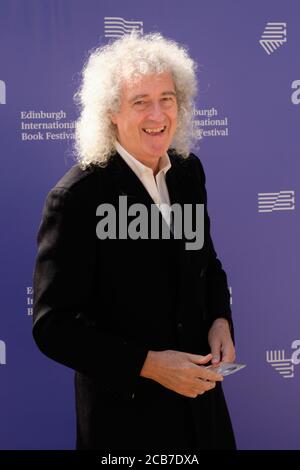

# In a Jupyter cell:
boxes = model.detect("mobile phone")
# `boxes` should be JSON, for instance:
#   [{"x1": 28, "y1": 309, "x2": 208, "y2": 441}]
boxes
[{"x1": 206, "y1": 362, "x2": 246, "y2": 376}]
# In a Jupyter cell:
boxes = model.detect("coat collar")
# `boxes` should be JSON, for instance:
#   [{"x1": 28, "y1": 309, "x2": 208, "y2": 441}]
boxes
[
  {"x1": 101, "y1": 151, "x2": 197, "y2": 254},
  {"x1": 105, "y1": 150, "x2": 192, "y2": 208}
]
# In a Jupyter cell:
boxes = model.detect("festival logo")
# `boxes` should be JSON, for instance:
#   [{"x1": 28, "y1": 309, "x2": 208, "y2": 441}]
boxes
[
  {"x1": 258, "y1": 190, "x2": 295, "y2": 213},
  {"x1": 266, "y1": 340, "x2": 300, "y2": 378},
  {"x1": 259, "y1": 22, "x2": 287, "y2": 55},
  {"x1": 104, "y1": 17, "x2": 143, "y2": 38}
]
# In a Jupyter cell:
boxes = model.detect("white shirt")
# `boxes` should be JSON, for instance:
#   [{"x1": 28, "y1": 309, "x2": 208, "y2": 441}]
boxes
[{"x1": 115, "y1": 141, "x2": 172, "y2": 227}]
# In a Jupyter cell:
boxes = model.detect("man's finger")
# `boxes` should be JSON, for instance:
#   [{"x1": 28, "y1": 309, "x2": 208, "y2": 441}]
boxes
[
  {"x1": 212, "y1": 355, "x2": 220, "y2": 364},
  {"x1": 189, "y1": 353, "x2": 212, "y2": 365},
  {"x1": 210, "y1": 341, "x2": 221, "y2": 364},
  {"x1": 188, "y1": 353, "x2": 223, "y2": 381},
  {"x1": 221, "y1": 347, "x2": 236, "y2": 363}
]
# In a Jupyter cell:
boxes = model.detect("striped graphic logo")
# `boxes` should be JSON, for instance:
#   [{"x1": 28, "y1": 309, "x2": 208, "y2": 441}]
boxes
[
  {"x1": 258, "y1": 190, "x2": 295, "y2": 213},
  {"x1": 266, "y1": 350, "x2": 294, "y2": 378},
  {"x1": 104, "y1": 17, "x2": 143, "y2": 38},
  {"x1": 259, "y1": 22, "x2": 287, "y2": 55},
  {"x1": 266, "y1": 341, "x2": 300, "y2": 379}
]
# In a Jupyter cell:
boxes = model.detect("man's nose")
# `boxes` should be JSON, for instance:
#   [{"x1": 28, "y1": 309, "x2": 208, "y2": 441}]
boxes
[{"x1": 147, "y1": 102, "x2": 165, "y2": 121}]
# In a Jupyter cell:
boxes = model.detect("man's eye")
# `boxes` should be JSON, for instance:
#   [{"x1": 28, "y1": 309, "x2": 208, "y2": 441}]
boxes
[
  {"x1": 134, "y1": 100, "x2": 145, "y2": 106},
  {"x1": 162, "y1": 96, "x2": 175, "y2": 103}
]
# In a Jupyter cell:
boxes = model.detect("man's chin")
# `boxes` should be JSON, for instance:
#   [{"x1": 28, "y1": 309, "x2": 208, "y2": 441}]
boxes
[{"x1": 144, "y1": 145, "x2": 169, "y2": 157}]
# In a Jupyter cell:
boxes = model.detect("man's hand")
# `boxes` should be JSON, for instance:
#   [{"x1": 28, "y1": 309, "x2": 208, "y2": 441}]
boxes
[
  {"x1": 140, "y1": 350, "x2": 223, "y2": 398},
  {"x1": 208, "y1": 318, "x2": 236, "y2": 365}
]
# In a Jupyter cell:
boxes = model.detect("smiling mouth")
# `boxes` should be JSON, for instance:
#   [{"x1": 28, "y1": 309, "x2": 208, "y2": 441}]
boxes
[{"x1": 142, "y1": 126, "x2": 166, "y2": 135}]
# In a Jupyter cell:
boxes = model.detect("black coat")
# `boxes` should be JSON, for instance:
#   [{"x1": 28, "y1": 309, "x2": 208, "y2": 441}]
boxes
[{"x1": 32, "y1": 151, "x2": 236, "y2": 450}]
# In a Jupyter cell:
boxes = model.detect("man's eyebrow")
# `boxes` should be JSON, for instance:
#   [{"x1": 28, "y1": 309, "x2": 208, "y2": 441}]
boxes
[
  {"x1": 161, "y1": 91, "x2": 177, "y2": 97},
  {"x1": 129, "y1": 94, "x2": 148, "y2": 102},
  {"x1": 129, "y1": 91, "x2": 177, "y2": 102}
]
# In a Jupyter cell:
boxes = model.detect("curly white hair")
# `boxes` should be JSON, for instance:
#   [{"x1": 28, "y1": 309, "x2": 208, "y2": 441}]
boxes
[{"x1": 74, "y1": 33, "x2": 197, "y2": 168}]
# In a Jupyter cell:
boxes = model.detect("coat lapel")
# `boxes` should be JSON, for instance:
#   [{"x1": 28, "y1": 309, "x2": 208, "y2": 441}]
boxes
[
  {"x1": 107, "y1": 150, "x2": 192, "y2": 208},
  {"x1": 166, "y1": 153, "x2": 191, "y2": 206},
  {"x1": 106, "y1": 151, "x2": 156, "y2": 208},
  {"x1": 105, "y1": 151, "x2": 198, "y2": 317},
  {"x1": 104, "y1": 151, "x2": 196, "y2": 249}
]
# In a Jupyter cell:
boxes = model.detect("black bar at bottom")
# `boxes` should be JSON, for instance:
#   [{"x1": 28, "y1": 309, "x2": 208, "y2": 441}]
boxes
[{"x1": 0, "y1": 450, "x2": 299, "y2": 466}]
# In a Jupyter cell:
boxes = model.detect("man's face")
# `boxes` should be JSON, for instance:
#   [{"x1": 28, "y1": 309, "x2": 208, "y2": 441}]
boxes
[{"x1": 111, "y1": 72, "x2": 178, "y2": 166}]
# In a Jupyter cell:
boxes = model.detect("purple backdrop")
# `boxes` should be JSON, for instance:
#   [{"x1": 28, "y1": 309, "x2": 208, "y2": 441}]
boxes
[{"x1": 0, "y1": 0, "x2": 299, "y2": 450}]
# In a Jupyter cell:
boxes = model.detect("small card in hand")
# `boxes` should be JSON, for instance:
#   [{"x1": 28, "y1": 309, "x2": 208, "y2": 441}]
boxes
[{"x1": 206, "y1": 362, "x2": 246, "y2": 376}]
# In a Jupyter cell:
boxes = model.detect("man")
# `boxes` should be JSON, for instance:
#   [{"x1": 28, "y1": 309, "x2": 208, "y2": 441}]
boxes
[{"x1": 33, "y1": 33, "x2": 236, "y2": 450}]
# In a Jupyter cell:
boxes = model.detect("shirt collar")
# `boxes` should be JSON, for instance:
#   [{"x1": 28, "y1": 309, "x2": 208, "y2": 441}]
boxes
[{"x1": 115, "y1": 141, "x2": 171, "y2": 178}]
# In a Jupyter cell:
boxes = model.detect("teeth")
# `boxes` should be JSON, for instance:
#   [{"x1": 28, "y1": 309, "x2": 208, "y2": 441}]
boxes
[{"x1": 143, "y1": 126, "x2": 165, "y2": 133}]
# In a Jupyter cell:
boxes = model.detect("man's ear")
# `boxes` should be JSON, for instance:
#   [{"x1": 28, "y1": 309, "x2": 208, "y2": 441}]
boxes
[{"x1": 108, "y1": 110, "x2": 118, "y2": 125}]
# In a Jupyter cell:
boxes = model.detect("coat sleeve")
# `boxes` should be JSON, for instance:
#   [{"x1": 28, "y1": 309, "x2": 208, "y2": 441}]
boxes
[
  {"x1": 32, "y1": 186, "x2": 149, "y2": 400},
  {"x1": 190, "y1": 154, "x2": 234, "y2": 338}
]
